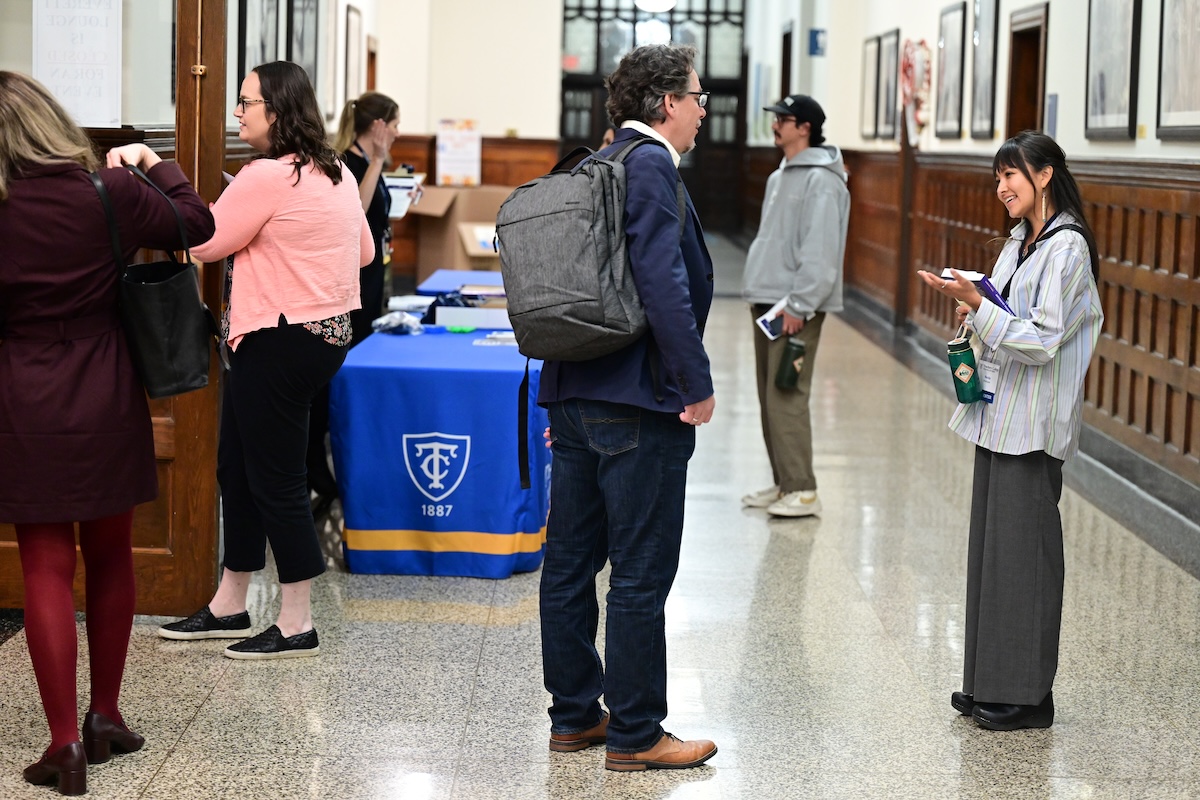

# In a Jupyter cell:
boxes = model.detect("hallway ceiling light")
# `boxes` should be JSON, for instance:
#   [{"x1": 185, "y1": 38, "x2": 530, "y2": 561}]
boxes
[{"x1": 635, "y1": 0, "x2": 677, "y2": 12}]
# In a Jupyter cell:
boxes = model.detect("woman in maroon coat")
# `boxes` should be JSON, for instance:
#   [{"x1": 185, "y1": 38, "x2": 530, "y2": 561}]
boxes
[{"x1": 0, "y1": 72, "x2": 214, "y2": 795}]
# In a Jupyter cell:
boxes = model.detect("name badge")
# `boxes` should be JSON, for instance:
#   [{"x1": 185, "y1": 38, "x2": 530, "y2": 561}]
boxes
[{"x1": 979, "y1": 360, "x2": 999, "y2": 404}]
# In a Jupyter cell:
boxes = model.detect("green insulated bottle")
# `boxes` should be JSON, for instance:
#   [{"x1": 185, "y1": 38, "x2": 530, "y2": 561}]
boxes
[
  {"x1": 775, "y1": 336, "x2": 806, "y2": 390},
  {"x1": 947, "y1": 336, "x2": 983, "y2": 403}
]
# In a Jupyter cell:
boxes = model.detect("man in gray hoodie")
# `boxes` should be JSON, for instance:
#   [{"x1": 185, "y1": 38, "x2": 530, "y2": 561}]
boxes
[{"x1": 741, "y1": 94, "x2": 850, "y2": 517}]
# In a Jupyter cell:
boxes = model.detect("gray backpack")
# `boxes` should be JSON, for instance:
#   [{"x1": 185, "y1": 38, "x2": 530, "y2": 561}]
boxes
[{"x1": 496, "y1": 136, "x2": 683, "y2": 361}]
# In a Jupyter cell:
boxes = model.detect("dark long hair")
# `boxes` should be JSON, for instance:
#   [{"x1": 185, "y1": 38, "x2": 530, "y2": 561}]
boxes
[
  {"x1": 252, "y1": 61, "x2": 342, "y2": 186},
  {"x1": 993, "y1": 130, "x2": 1099, "y2": 280}
]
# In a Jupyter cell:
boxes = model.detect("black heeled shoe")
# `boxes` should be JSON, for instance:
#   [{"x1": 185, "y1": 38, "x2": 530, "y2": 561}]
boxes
[
  {"x1": 82, "y1": 710, "x2": 145, "y2": 764},
  {"x1": 23, "y1": 741, "x2": 86, "y2": 795},
  {"x1": 950, "y1": 691, "x2": 975, "y2": 716},
  {"x1": 972, "y1": 690, "x2": 1054, "y2": 731}
]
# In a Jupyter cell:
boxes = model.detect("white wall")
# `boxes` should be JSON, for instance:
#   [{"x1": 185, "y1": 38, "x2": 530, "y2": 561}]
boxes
[
  {"x1": 376, "y1": 0, "x2": 431, "y2": 136},
  {"x1": 422, "y1": 0, "x2": 562, "y2": 138}
]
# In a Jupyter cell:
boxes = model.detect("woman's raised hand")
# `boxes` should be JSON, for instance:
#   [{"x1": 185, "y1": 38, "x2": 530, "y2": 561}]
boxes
[{"x1": 105, "y1": 144, "x2": 162, "y2": 171}]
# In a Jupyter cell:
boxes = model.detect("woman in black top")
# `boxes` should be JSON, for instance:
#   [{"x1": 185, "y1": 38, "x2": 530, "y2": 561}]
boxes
[
  {"x1": 332, "y1": 91, "x2": 400, "y2": 344},
  {"x1": 306, "y1": 93, "x2": 402, "y2": 502}
]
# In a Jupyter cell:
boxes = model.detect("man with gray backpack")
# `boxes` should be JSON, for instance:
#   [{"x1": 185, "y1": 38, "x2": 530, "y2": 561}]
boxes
[{"x1": 525, "y1": 44, "x2": 718, "y2": 771}]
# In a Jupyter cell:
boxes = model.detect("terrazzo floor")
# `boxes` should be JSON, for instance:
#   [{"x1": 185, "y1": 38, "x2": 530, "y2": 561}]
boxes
[{"x1": 3, "y1": 269, "x2": 1200, "y2": 798}]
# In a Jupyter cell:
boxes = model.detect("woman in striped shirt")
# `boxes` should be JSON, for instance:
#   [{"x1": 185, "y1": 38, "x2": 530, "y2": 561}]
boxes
[{"x1": 919, "y1": 131, "x2": 1104, "y2": 731}]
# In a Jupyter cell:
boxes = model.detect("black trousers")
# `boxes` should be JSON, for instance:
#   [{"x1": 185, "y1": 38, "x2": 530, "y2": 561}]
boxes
[
  {"x1": 963, "y1": 447, "x2": 1064, "y2": 705},
  {"x1": 219, "y1": 320, "x2": 347, "y2": 583}
]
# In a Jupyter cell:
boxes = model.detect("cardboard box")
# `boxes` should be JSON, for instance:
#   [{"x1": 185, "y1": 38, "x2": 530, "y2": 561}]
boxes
[{"x1": 406, "y1": 185, "x2": 512, "y2": 282}]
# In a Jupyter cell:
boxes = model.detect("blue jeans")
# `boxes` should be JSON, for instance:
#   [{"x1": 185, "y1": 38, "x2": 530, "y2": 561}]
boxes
[{"x1": 540, "y1": 399, "x2": 695, "y2": 753}]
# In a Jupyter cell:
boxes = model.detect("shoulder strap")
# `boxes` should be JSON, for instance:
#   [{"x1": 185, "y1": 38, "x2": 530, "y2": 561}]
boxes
[
  {"x1": 610, "y1": 135, "x2": 688, "y2": 240},
  {"x1": 89, "y1": 172, "x2": 127, "y2": 270},
  {"x1": 1001, "y1": 223, "x2": 1089, "y2": 300},
  {"x1": 124, "y1": 164, "x2": 193, "y2": 261}
]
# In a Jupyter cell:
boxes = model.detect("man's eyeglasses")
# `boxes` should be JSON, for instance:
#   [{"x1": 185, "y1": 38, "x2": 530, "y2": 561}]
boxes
[
  {"x1": 685, "y1": 91, "x2": 710, "y2": 108},
  {"x1": 237, "y1": 97, "x2": 269, "y2": 113},
  {"x1": 774, "y1": 114, "x2": 798, "y2": 125}
]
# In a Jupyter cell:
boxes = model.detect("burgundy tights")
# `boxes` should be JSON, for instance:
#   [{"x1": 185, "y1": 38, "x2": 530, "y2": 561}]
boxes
[{"x1": 15, "y1": 509, "x2": 136, "y2": 751}]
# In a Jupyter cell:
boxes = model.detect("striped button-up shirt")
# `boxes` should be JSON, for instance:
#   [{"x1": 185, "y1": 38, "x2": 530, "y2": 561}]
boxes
[{"x1": 949, "y1": 213, "x2": 1104, "y2": 461}]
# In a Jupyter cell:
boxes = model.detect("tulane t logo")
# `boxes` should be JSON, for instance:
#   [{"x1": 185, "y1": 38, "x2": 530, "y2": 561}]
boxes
[{"x1": 403, "y1": 433, "x2": 471, "y2": 502}]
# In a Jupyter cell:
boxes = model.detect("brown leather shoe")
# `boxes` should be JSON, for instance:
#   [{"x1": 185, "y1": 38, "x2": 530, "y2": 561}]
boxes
[
  {"x1": 549, "y1": 712, "x2": 608, "y2": 752},
  {"x1": 23, "y1": 741, "x2": 87, "y2": 795},
  {"x1": 605, "y1": 732, "x2": 717, "y2": 771},
  {"x1": 83, "y1": 710, "x2": 145, "y2": 764}
]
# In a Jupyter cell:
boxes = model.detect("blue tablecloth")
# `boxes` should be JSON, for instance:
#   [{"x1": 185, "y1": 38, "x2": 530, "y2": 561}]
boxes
[
  {"x1": 416, "y1": 269, "x2": 504, "y2": 296},
  {"x1": 329, "y1": 331, "x2": 549, "y2": 578}
]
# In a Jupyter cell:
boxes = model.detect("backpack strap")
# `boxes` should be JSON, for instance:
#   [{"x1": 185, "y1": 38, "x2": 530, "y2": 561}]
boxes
[
  {"x1": 610, "y1": 136, "x2": 688, "y2": 239},
  {"x1": 1001, "y1": 222, "x2": 1088, "y2": 300},
  {"x1": 517, "y1": 360, "x2": 531, "y2": 490}
]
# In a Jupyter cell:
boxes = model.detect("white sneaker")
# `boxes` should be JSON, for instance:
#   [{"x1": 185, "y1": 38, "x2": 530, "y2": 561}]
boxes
[
  {"x1": 767, "y1": 490, "x2": 822, "y2": 517},
  {"x1": 741, "y1": 485, "x2": 781, "y2": 508}
]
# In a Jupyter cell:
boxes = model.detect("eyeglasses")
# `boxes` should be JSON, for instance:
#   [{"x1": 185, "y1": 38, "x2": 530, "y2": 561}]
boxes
[
  {"x1": 685, "y1": 91, "x2": 710, "y2": 108},
  {"x1": 774, "y1": 114, "x2": 798, "y2": 125},
  {"x1": 236, "y1": 97, "x2": 269, "y2": 113}
]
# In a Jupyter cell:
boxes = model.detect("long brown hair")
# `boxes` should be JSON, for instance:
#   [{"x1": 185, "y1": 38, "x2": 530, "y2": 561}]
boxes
[
  {"x1": 252, "y1": 61, "x2": 343, "y2": 186},
  {"x1": 0, "y1": 71, "x2": 99, "y2": 202},
  {"x1": 332, "y1": 92, "x2": 399, "y2": 155}
]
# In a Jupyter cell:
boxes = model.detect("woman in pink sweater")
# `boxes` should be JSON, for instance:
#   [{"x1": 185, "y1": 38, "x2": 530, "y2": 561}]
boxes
[{"x1": 158, "y1": 61, "x2": 374, "y2": 659}]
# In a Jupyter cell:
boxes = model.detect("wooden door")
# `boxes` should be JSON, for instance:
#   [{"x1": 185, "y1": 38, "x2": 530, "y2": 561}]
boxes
[
  {"x1": 0, "y1": 0, "x2": 226, "y2": 616},
  {"x1": 1006, "y1": 4, "x2": 1048, "y2": 138}
]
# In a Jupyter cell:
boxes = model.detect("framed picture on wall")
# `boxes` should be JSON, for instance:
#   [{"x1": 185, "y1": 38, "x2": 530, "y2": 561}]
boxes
[
  {"x1": 322, "y1": 0, "x2": 338, "y2": 121},
  {"x1": 970, "y1": 0, "x2": 998, "y2": 138},
  {"x1": 287, "y1": 0, "x2": 319, "y2": 89},
  {"x1": 345, "y1": 5, "x2": 363, "y2": 103},
  {"x1": 1086, "y1": 0, "x2": 1142, "y2": 139},
  {"x1": 861, "y1": 36, "x2": 879, "y2": 139},
  {"x1": 936, "y1": 2, "x2": 966, "y2": 138},
  {"x1": 876, "y1": 29, "x2": 900, "y2": 139},
  {"x1": 1158, "y1": 0, "x2": 1199, "y2": 138},
  {"x1": 239, "y1": 0, "x2": 279, "y2": 81}
]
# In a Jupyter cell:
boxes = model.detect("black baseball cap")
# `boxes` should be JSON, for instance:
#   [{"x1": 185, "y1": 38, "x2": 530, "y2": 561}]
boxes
[
  {"x1": 763, "y1": 94, "x2": 826, "y2": 126},
  {"x1": 763, "y1": 94, "x2": 826, "y2": 144}
]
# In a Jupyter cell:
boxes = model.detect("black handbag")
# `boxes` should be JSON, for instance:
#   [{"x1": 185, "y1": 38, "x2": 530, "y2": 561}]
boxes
[{"x1": 90, "y1": 166, "x2": 220, "y2": 399}]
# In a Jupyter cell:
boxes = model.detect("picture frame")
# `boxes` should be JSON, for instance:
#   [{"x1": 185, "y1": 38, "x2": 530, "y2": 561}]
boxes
[
  {"x1": 1086, "y1": 0, "x2": 1142, "y2": 139},
  {"x1": 1157, "y1": 0, "x2": 1199, "y2": 139},
  {"x1": 345, "y1": 5, "x2": 363, "y2": 104},
  {"x1": 322, "y1": 0, "x2": 338, "y2": 121},
  {"x1": 970, "y1": 0, "x2": 998, "y2": 138},
  {"x1": 935, "y1": 2, "x2": 966, "y2": 138},
  {"x1": 876, "y1": 28, "x2": 900, "y2": 140},
  {"x1": 238, "y1": 0, "x2": 279, "y2": 82},
  {"x1": 287, "y1": 0, "x2": 319, "y2": 90},
  {"x1": 861, "y1": 36, "x2": 879, "y2": 139}
]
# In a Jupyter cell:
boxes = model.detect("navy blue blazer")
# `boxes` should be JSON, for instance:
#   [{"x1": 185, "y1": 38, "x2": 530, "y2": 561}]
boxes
[{"x1": 538, "y1": 128, "x2": 715, "y2": 413}]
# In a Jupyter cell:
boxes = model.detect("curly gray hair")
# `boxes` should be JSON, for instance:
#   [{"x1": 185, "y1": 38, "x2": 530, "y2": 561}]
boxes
[{"x1": 604, "y1": 44, "x2": 697, "y2": 126}]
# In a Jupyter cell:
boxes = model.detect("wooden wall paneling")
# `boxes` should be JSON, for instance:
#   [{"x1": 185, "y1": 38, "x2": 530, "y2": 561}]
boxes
[
  {"x1": 480, "y1": 137, "x2": 559, "y2": 187},
  {"x1": 1072, "y1": 163, "x2": 1200, "y2": 486},
  {"x1": 842, "y1": 151, "x2": 903, "y2": 318}
]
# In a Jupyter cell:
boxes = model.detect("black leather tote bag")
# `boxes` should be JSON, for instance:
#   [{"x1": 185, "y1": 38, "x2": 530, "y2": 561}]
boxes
[{"x1": 90, "y1": 166, "x2": 219, "y2": 399}]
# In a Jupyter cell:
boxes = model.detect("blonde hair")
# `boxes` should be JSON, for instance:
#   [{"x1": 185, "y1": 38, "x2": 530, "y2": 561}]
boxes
[
  {"x1": 0, "y1": 71, "x2": 99, "y2": 202},
  {"x1": 331, "y1": 91, "x2": 399, "y2": 154}
]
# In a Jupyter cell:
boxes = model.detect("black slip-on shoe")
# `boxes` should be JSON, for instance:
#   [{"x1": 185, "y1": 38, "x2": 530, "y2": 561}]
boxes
[
  {"x1": 157, "y1": 607, "x2": 251, "y2": 640},
  {"x1": 972, "y1": 691, "x2": 1054, "y2": 731},
  {"x1": 224, "y1": 625, "x2": 320, "y2": 660},
  {"x1": 951, "y1": 691, "x2": 975, "y2": 716}
]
